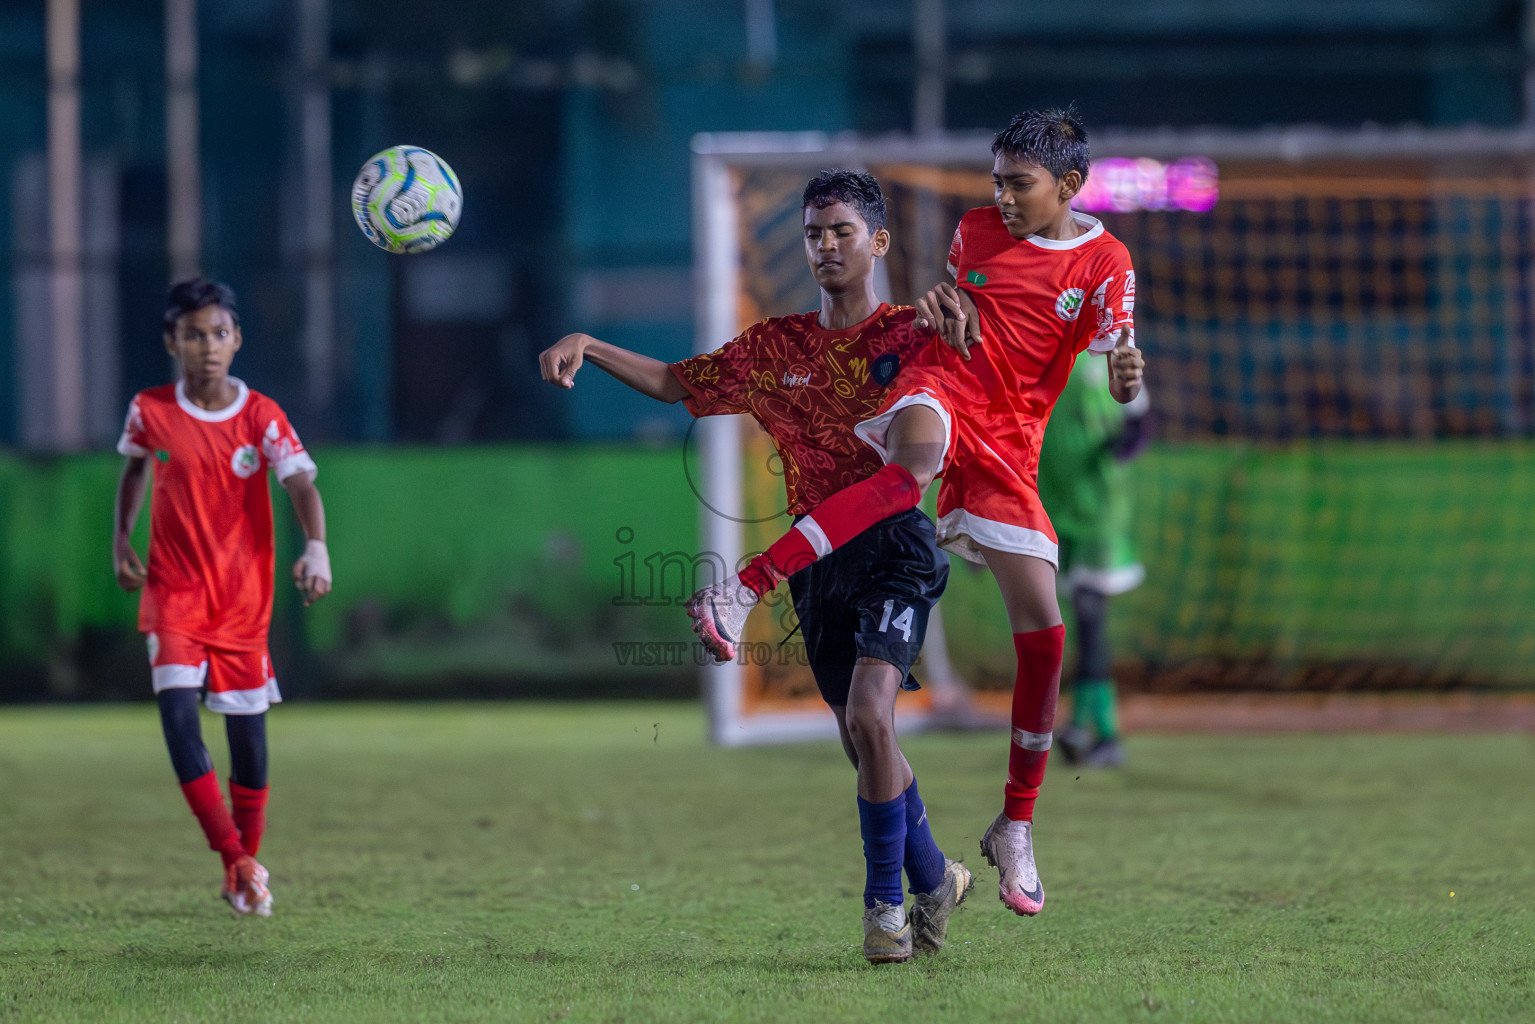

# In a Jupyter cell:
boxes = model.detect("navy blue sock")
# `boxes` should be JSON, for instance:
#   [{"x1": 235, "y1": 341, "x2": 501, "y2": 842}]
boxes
[
  {"x1": 857, "y1": 794, "x2": 907, "y2": 909},
  {"x1": 157, "y1": 688, "x2": 213, "y2": 785},
  {"x1": 225, "y1": 712, "x2": 268, "y2": 789},
  {"x1": 902, "y1": 779, "x2": 947, "y2": 896}
]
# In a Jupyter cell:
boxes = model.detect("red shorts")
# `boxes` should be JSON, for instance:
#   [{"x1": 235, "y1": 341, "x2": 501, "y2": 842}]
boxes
[
  {"x1": 147, "y1": 630, "x2": 281, "y2": 715},
  {"x1": 854, "y1": 370, "x2": 1058, "y2": 568}
]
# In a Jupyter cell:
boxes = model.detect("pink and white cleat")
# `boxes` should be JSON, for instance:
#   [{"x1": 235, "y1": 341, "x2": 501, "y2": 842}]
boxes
[
  {"x1": 979, "y1": 813, "x2": 1044, "y2": 916},
  {"x1": 221, "y1": 855, "x2": 273, "y2": 918},
  {"x1": 684, "y1": 575, "x2": 759, "y2": 663}
]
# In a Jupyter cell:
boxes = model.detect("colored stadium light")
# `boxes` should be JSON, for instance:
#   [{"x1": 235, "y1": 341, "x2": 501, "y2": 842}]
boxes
[{"x1": 1074, "y1": 156, "x2": 1219, "y2": 213}]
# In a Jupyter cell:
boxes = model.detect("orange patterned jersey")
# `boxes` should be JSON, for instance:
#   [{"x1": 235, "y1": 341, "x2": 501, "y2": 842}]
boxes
[
  {"x1": 670, "y1": 303, "x2": 933, "y2": 514},
  {"x1": 117, "y1": 378, "x2": 317, "y2": 650}
]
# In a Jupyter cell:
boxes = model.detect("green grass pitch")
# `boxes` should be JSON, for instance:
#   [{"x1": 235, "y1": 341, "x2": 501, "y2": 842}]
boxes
[{"x1": 1, "y1": 703, "x2": 1531, "y2": 1023}]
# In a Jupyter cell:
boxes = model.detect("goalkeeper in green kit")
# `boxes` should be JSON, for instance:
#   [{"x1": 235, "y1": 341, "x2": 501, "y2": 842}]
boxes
[{"x1": 1037, "y1": 354, "x2": 1149, "y2": 769}]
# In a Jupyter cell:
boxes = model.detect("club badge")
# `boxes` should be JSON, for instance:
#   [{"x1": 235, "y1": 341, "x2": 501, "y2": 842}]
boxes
[
  {"x1": 230, "y1": 445, "x2": 260, "y2": 479},
  {"x1": 1055, "y1": 288, "x2": 1086, "y2": 321}
]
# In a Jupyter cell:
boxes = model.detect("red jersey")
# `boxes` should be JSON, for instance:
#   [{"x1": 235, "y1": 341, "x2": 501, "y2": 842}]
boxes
[
  {"x1": 905, "y1": 207, "x2": 1135, "y2": 476},
  {"x1": 117, "y1": 378, "x2": 317, "y2": 650},
  {"x1": 670, "y1": 304, "x2": 931, "y2": 514}
]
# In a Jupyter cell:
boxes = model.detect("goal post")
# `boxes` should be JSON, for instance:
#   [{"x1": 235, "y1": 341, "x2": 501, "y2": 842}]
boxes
[
  {"x1": 690, "y1": 126, "x2": 1535, "y2": 746},
  {"x1": 689, "y1": 132, "x2": 965, "y2": 746}
]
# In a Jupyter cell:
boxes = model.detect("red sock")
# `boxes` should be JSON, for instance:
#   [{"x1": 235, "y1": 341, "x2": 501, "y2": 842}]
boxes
[
  {"x1": 229, "y1": 781, "x2": 269, "y2": 858},
  {"x1": 742, "y1": 464, "x2": 923, "y2": 598},
  {"x1": 179, "y1": 771, "x2": 247, "y2": 868},
  {"x1": 1003, "y1": 625, "x2": 1065, "y2": 822}
]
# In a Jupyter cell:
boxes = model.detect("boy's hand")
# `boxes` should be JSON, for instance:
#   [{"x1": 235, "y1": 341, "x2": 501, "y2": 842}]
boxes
[
  {"x1": 293, "y1": 539, "x2": 332, "y2": 606},
  {"x1": 1109, "y1": 328, "x2": 1144, "y2": 401},
  {"x1": 114, "y1": 540, "x2": 147, "y2": 592},
  {"x1": 539, "y1": 334, "x2": 592, "y2": 389},
  {"x1": 913, "y1": 283, "x2": 982, "y2": 360}
]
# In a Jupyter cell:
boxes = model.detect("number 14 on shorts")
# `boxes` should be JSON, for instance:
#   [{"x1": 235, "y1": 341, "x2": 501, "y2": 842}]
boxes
[{"x1": 879, "y1": 600, "x2": 915, "y2": 641}]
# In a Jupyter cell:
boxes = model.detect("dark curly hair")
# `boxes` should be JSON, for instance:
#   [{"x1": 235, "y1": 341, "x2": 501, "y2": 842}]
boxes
[
  {"x1": 801, "y1": 169, "x2": 888, "y2": 234},
  {"x1": 991, "y1": 105, "x2": 1091, "y2": 184},
  {"x1": 163, "y1": 277, "x2": 239, "y2": 334}
]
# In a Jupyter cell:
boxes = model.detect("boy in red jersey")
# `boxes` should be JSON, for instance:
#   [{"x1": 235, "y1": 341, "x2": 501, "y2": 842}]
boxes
[
  {"x1": 113, "y1": 277, "x2": 332, "y2": 916},
  {"x1": 541, "y1": 171, "x2": 970, "y2": 963},
  {"x1": 688, "y1": 108, "x2": 1145, "y2": 919}
]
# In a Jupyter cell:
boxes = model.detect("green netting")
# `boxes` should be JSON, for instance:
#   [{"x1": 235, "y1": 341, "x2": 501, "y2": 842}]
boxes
[
  {"x1": 908, "y1": 442, "x2": 1535, "y2": 692},
  {"x1": 0, "y1": 447, "x2": 700, "y2": 696},
  {"x1": 0, "y1": 455, "x2": 145, "y2": 662},
  {"x1": 737, "y1": 158, "x2": 1535, "y2": 442},
  {"x1": 723, "y1": 152, "x2": 1535, "y2": 694},
  {"x1": 5, "y1": 443, "x2": 1531, "y2": 694}
]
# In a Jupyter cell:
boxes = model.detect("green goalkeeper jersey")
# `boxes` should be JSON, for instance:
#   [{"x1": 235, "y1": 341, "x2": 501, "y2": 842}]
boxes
[{"x1": 1038, "y1": 355, "x2": 1142, "y2": 589}]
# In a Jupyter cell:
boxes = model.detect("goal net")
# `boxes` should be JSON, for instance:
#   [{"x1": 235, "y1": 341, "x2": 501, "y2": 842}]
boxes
[{"x1": 692, "y1": 128, "x2": 1535, "y2": 745}]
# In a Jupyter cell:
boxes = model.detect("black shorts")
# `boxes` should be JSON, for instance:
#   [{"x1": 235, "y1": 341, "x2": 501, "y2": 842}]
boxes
[{"x1": 786, "y1": 507, "x2": 949, "y2": 707}]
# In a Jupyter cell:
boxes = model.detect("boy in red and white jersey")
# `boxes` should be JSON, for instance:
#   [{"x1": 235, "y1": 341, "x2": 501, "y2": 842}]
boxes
[
  {"x1": 113, "y1": 277, "x2": 332, "y2": 916},
  {"x1": 688, "y1": 108, "x2": 1145, "y2": 920}
]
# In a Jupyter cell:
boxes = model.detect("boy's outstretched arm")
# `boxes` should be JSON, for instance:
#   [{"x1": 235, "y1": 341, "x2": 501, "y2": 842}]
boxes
[
  {"x1": 113, "y1": 456, "x2": 150, "y2": 591},
  {"x1": 282, "y1": 471, "x2": 331, "y2": 605},
  {"x1": 539, "y1": 333, "x2": 689, "y2": 403}
]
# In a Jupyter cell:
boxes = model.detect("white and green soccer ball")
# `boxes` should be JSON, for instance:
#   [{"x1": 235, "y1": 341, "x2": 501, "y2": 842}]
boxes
[{"x1": 351, "y1": 146, "x2": 462, "y2": 254}]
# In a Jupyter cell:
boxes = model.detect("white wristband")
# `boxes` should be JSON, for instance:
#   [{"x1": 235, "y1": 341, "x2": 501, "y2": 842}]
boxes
[{"x1": 301, "y1": 539, "x2": 332, "y2": 584}]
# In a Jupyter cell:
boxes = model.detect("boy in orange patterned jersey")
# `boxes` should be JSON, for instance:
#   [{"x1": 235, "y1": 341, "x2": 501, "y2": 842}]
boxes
[
  {"x1": 541, "y1": 171, "x2": 969, "y2": 963},
  {"x1": 114, "y1": 277, "x2": 332, "y2": 916}
]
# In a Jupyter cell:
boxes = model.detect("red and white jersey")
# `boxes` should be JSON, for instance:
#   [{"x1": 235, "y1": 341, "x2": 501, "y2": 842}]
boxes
[
  {"x1": 914, "y1": 206, "x2": 1135, "y2": 425},
  {"x1": 117, "y1": 378, "x2": 317, "y2": 650}
]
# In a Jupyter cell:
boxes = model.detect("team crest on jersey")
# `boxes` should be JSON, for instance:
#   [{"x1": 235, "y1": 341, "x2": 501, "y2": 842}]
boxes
[
  {"x1": 1055, "y1": 288, "x2": 1086, "y2": 321},
  {"x1": 230, "y1": 445, "x2": 260, "y2": 479},
  {"x1": 966, "y1": 271, "x2": 988, "y2": 287},
  {"x1": 871, "y1": 352, "x2": 900, "y2": 386}
]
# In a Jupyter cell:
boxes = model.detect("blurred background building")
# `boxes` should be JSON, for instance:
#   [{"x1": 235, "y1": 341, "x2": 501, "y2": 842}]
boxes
[{"x1": 0, "y1": 0, "x2": 1526, "y2": 447}]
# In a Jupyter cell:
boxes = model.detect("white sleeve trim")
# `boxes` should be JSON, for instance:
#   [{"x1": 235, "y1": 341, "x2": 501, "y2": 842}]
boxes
[
  {"x1": 117, "y1": 436, "x2": 150, "y2": 458},
  {"x1": 794, "y1": 517, "x2": 834, "y2": 558},
  {"x1": 273, "y1": 451, "x2": 318, "y2": 482},
  {"x1": 1087, "y1": 324, "x2": 1133, "y2": 354}
]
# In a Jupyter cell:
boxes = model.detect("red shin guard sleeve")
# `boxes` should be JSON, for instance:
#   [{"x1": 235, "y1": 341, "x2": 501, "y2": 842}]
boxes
[
  {"x1": 180, "y1": 771, "x2": 247, "y2": 867},
  {"x1": 229, "y1": 781, "x2": 270, "y2": 858},
  {"x1": 1003, "y1": 625, "x2": 1065, "y2": 822},
  {"x1": 755, "y1": 464, "x2": 922, "y2": 590}
]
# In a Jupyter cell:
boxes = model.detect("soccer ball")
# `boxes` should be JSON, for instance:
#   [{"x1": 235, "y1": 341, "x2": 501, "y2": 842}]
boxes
[{"x1": 350, "y1": 146, "x2": 462, "y2": 254}]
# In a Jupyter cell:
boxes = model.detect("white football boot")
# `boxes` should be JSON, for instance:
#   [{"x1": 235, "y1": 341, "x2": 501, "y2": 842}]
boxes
[
  {"x1": 979, "y1": 813, "x2": 1044, "y2": 916},
  {"x1": 910, "y1": 858, "x2": 973, "y2": 953},
  {"x1": 221, "y1": 855, "x2": 273, "y2": 918},
  {"x1": 861, "y1": 900, "x2": 913, "y2": 964},
  {"x1": 684, "y1": 575, "x2": 759, "y2": 663}
]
